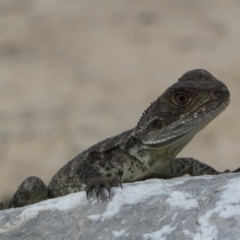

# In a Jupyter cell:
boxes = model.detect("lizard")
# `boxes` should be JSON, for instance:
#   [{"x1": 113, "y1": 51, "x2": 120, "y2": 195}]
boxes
[{"x1": 1, "y1": 69, "x2": 236, "y2": 210}]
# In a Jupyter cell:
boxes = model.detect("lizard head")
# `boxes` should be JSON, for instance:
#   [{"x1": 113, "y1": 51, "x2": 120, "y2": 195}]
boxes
[{"x1": 134, "y1": 69, "x2": 230, "y2": 155}]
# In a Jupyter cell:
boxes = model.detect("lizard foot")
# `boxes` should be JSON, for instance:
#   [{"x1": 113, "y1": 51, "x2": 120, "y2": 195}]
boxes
[{"x1": 85, "y1": 176, "x2": 122, "y2": 200}]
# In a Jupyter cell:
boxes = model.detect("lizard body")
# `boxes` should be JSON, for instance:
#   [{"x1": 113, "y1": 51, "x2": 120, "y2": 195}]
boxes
[{"x1": 4, "y1": 69, "x2": 234, "y2": 209}]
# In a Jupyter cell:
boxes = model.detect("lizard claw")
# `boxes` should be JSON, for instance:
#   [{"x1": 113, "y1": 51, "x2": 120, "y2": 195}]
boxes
[
  {"x1": 103, "y1": 182, "x2": 111, "y2": 197},
  {"x1": 95, "y1": 184, "x2": 101, "y2": 201},
  {"x1": 85, "y1": 176, "x2": 122, "y2": 199},
  {"x1": 85, "y1": 185, "x2": 94, "y2": 199},
  {"x1": 109, "y1": 176, "x2": 122, "y2": 189}
]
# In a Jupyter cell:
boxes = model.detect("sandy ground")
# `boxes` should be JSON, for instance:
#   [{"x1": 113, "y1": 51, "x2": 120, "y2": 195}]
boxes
[{"x1": 1, "y1": 0, "x2": 240, "y2": 205}]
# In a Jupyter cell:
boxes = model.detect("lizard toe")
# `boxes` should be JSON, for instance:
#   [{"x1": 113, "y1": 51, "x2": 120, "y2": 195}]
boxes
[
  {"x1": 94, "y1": 184, "x2": 101, "y2": 200},
  {"x1": 104, "y1": 182, "x2": 111, "y2": 197},
  {"x1": 85, "y1": 185, "x2": 94, "y2": 199}
]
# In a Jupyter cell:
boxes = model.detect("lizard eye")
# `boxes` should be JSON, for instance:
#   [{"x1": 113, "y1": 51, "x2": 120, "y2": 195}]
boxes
[{"x1": 172, "y1": 92, "x2": 192, "y2": 107}]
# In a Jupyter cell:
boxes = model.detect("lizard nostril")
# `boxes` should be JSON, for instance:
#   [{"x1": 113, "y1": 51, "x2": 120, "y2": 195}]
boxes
[
  {"x1": 212, "y1": 89, "x2": 229, "y2": 99},
  {"x1": 212, "y1": 90, "x2": 222, "y2": 98}
]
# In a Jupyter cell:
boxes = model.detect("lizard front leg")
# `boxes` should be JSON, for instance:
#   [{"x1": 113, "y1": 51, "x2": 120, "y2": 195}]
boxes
[
  {"x1": 74, "y1": 149, "x2": 154, "y2": 199},
  {"x1": 167, "y1": 157, "x2": 230, "y2": 178}
]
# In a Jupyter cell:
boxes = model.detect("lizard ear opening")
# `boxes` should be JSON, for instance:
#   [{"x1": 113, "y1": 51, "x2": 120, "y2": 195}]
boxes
[{"x1": 148, "y1": 118, "x2": 163, "y2": 131}]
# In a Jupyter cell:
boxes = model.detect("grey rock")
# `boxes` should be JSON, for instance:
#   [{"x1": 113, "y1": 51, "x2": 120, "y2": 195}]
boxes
[{"x1": 1, "y1": 174, "x2": 240, "y2": 240}]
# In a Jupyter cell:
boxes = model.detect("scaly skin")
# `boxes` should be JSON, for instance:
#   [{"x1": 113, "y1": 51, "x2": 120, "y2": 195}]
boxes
[{"x1": 1, "y1": 69, "x2": 236, "y2": 209}]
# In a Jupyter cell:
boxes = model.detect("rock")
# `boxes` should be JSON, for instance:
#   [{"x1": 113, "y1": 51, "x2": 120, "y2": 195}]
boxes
[{"x1": 1, "y1": 174, "x2": 240, "y2": 240}]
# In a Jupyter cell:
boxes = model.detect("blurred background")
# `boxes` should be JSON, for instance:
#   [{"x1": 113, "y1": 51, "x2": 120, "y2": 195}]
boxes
[{"x1": 1, "y1": 0, "x2": 240, "y2": 206}]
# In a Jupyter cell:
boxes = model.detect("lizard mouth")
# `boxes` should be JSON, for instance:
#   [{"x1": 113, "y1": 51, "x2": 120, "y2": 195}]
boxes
[{"x1": 196, "y1": 98, "x2": 230, "y2": 124}]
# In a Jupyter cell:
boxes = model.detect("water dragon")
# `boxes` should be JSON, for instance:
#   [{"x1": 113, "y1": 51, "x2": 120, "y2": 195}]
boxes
[{"x1": 2, "y1": 69, "x2": 237, "y2": 209}]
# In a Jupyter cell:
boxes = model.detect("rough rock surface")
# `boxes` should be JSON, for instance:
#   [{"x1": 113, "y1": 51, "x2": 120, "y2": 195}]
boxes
[{"x1": 1, "y1": 174, "x2": 240, "y2": 240}]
